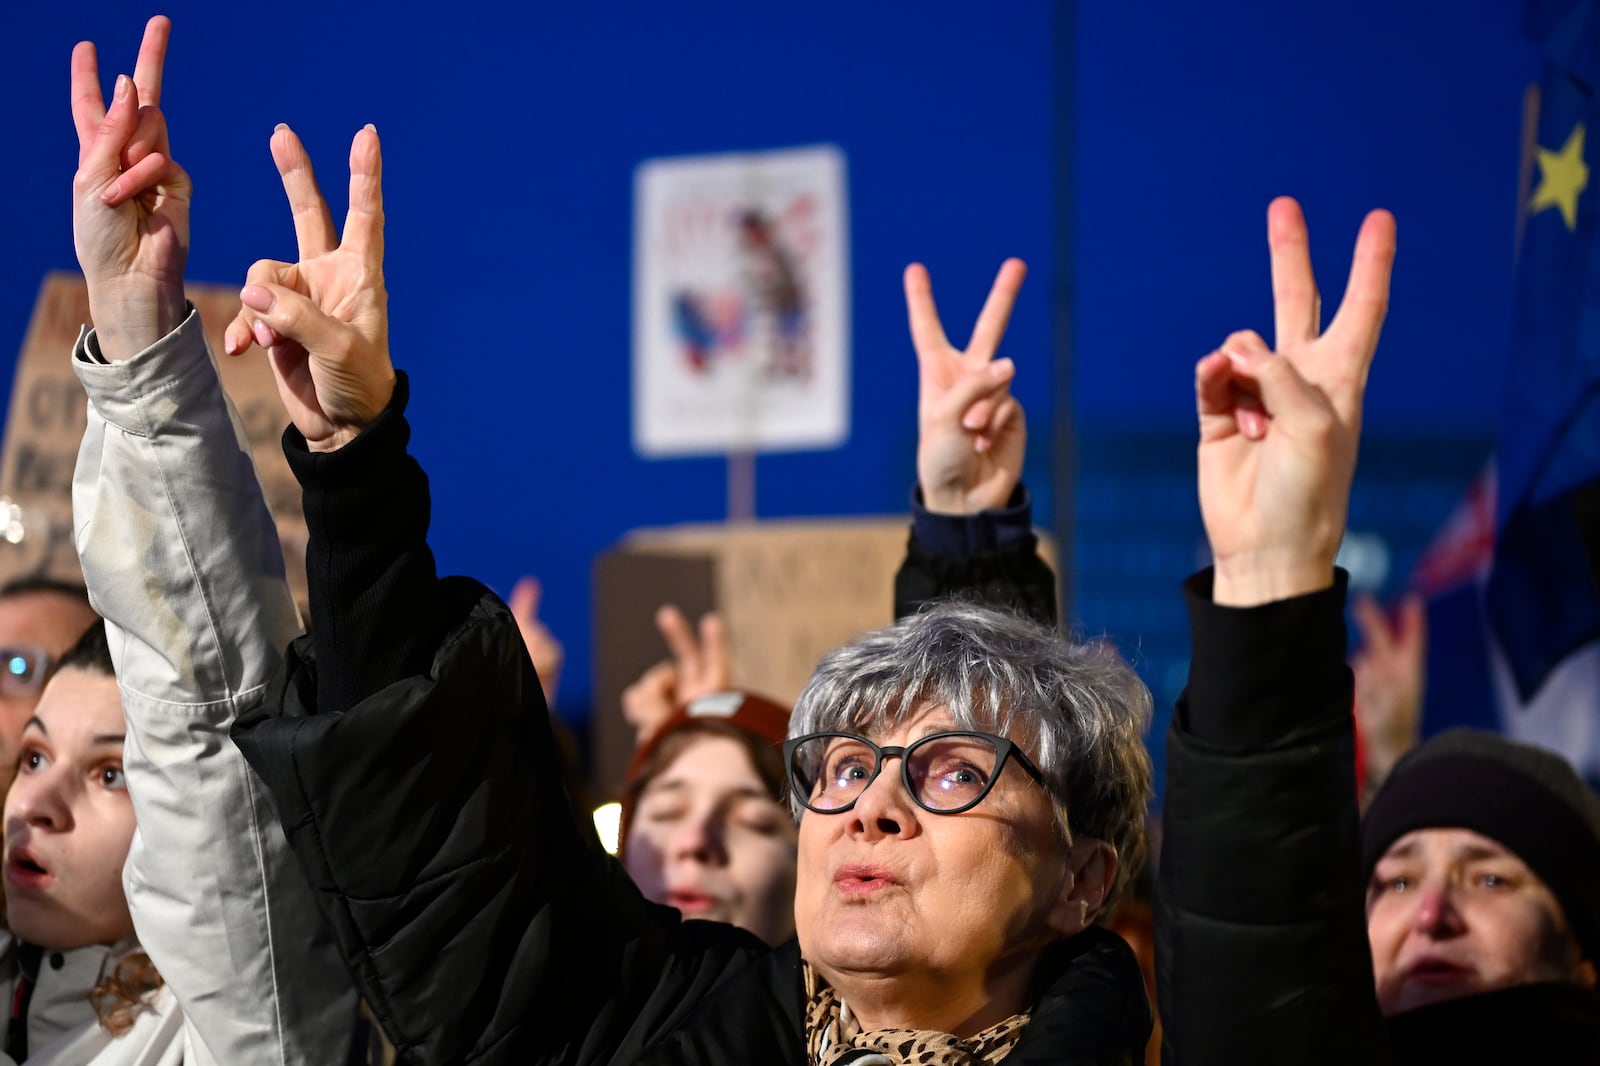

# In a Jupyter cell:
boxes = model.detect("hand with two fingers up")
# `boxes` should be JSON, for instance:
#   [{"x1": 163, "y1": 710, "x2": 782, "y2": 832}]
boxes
[
  {"x1": 621, "y1": 605, "x2": 731, "y2": 747},
  {"x1": 1196, "y1": 197, "x2": 1397, "y2": 607},
  {"x1": 1351, "y1": 592, "x2": 1427, "y2": 797},
  {"x1": 907, "y1": 258, "x2": 1029, "y2": 515},
  {"x1": 509, "y1": 577, "x2": 565, "y2": 709},
  {"x1": 71, "y1": 15, "x2": 190, "y2": 361},
  {"x1": 223, "y1": 124, "x2": 395, "y2": 453}
]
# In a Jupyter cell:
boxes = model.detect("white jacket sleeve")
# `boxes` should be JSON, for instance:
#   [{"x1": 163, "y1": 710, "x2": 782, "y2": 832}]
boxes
[{"x1": 70, "y1": 309, "x2": 357, "y2": 1066}]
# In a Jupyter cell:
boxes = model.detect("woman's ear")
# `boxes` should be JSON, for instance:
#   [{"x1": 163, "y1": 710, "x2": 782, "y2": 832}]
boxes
[{"x1": 1047, "y1": 838, "x2": 1117, "y2": 937}]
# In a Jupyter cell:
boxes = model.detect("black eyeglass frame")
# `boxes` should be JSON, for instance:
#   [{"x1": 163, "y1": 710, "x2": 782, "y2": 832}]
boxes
[
  {"x1": 783, "y1": 729, "x2": 1048, "y2": 816},
  {"x1": 0, "y1": 645, "x2": 51, "y2": 697}
]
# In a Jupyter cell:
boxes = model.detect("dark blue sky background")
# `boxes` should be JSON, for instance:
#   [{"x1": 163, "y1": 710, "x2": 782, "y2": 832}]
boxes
[{"x1": 9, "y1": 3, "x2": 1537, "y2": 723}]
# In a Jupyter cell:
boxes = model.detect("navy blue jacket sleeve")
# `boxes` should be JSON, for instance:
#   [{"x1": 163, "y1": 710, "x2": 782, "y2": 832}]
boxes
[{"x1": 894, "y1": 486, "x2": 1058, "y2": 626}]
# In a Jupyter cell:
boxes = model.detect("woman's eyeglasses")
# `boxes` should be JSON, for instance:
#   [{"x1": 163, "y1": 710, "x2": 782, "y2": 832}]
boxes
[
  {"x1": 783, "y1": 730, "x2": 1046, "y2": 816},
  {"x1": 0, "y1": 646, "x2": 50, "y2": 699}
]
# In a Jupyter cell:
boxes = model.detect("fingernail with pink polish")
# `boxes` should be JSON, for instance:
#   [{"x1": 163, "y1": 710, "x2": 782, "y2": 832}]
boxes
[
  {"x1": 251, "y1": 320, "x2": 274, "y2": 347},
  {"x1": 99, "y1": 180, "x2": 120, "y2": 204},
  {"x1": 114, "y1": 75, "x2": 131, "y2": 102},
  {"x1": 240, "y1": 286, "x2": 274, "y2": 312}
]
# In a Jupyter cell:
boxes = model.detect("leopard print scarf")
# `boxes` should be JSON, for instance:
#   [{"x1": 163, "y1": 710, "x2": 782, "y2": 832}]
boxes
[{"x1": 802, "y1": 961, "x2": 1029, "y2": 1066}]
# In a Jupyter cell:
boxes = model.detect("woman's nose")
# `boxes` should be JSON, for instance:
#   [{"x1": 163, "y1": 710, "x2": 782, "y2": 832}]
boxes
[
  {"x1": 11, "y1": 769, "x2": 70, "y2": 832},
  {"x1": 847, "y1": 757, "x2": 918, "y2": 839},
  {"x1": 672, "y1": 809, "x2": 726, "y2": 862},
  {"x1": 1412, "y1": 879, "x2": 1466, "y2": 938}
]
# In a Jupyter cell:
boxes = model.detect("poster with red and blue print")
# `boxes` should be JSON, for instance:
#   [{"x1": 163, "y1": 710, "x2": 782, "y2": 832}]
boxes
[{"x1": 632, "y1": 144, "x2": 849, "y2": 457}]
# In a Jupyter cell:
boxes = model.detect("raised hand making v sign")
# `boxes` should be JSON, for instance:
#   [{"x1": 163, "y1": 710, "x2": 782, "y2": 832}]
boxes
[
  {"x1": 223, "y1": 125, "x2": 395, "y2": 453},
  {"x1": 893, "y1": 257, "x2": 1059, "y2": 627},
  {"x1": 71, "y1": 15, "x2": 189, "y2": 361},
  {"x1": 66, "y1": 16, "x2": 362, "y2": 1063},
  {"x1": 1195, "y1": 197, "x2": 1397, "y2": 607},
  {"x1": 907, "y1": 258, "x2": 1028, "y2": 515},
  {"x1": 1157, "y1": 199, "x2": 1398, "y2": 1065}
]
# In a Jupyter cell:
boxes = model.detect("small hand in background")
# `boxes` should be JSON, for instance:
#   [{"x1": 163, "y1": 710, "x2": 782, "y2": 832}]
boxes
[
  {"x1": 509, "y1": 577, "x2": 563, "y2": 710},
  {"x1": 1351, "y1": 592, "x2": 1427, "y2": 799},
  {"x1": 621, "y1": 605, "x2": 730, "y2": 746}
]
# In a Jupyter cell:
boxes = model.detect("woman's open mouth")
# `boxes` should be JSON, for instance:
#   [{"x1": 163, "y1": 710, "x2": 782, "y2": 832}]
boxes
[
  {"x1": 1404, "y1": 957, "x2": 1474, "y2": 985},
  {"x1": 5, "y1": 850, "x2": 51, "y2": 890}
]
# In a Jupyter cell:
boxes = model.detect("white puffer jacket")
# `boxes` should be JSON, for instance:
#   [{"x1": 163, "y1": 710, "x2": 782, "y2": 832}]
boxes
[{"x1": 46, "y1": 309, "x2": 361, "y2": 1065}]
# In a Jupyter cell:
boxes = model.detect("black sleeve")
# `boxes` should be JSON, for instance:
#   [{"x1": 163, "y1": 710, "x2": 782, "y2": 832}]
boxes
[
  {"x1": 281, "y1": 373, "x2": 459, "y2": 714},
  {"x1": 1576, "y1": 476, "x2": 1600, "y2": 596},
  {"x1": 234, "y1": 381, "x2": 764, "y2": 1066},
  {"x1": 892, "y1": 487, "x2": 1058, "y2": 626},
  {"x1": 1156, "y1": 569, "x2": 1387, "y2": 1065}
]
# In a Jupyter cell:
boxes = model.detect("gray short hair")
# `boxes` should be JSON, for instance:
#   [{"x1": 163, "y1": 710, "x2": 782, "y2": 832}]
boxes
[{"x1": 789, "y1": 600, "x2": 1153, "y2": 906}]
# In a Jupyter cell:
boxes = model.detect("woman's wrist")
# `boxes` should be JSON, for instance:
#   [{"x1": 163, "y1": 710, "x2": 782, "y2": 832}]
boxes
[
  {"x1": 1211, "y1": 553, "x2": 1336, "y2": 607},
  {"x1": 87, "y1": 283, "x2": 188, "y2": 362}
]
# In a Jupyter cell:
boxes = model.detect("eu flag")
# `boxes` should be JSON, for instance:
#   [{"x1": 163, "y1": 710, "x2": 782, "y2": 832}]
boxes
[{"x1": 1485, "y1": 0, "x2": 1600, "y2": 700}]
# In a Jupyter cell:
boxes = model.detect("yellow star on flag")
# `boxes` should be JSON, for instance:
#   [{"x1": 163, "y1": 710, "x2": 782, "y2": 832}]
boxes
[{"x1": 1529, "y1": 122, "x2": 1588, "y2": 231}]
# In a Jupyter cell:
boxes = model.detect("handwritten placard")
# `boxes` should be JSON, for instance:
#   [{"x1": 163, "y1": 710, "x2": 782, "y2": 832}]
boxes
[{"x1": 1, "y1": 272, "x2": 306, "y2": 608}]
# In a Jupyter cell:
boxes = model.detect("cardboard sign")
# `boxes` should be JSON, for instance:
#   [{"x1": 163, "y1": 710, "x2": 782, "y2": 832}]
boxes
[
  {"x1": 1, "y1": 272, "x2": 307, "y2": 608},
  {"x1": 590, "y1": 518, "x2": 1058, "y2": 798}
]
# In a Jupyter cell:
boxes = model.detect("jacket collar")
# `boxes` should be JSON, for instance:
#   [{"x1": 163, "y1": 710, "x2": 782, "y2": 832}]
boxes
[
  {"x1": 648, "y1": 928, "x2": 1151, "y2": 1065},
  {"x1": 1385, "y1": 981, "x2": 1600, "y2": 1063},
  {"x1": 0, "y1": 932, "x2": 143, "y2": 1052},
  {"x1": 1007, "y1": 926, "x2": 1153, "y2": 1065}
]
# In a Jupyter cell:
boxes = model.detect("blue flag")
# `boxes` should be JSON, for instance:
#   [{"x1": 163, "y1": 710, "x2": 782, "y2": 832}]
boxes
[{"x1": 1485, "y1": 0, "x2": 1600, "y2": 700}]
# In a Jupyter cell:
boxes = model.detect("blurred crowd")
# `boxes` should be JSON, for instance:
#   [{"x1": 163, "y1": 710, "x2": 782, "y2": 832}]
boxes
[{"x1": 0, "y1": 13, "x2": 1594, "y2": 1066}]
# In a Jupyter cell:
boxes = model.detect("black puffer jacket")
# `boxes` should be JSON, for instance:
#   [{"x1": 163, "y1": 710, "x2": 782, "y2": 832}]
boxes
[{"x1": 234, "y1": 380, "x2": 1150, "y2": 1066}]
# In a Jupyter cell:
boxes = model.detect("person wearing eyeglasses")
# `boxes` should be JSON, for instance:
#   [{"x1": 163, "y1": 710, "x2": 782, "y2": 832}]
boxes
[
  {"x1": 0, "y1": 580, "x2": 98, "y2": 801},
  {"x1": 779, "y1": 600, "x2": 1152, "y2": 1063},
  {"x1": 206, "y1": 92, "x2": 1156, "y2": 1056}
]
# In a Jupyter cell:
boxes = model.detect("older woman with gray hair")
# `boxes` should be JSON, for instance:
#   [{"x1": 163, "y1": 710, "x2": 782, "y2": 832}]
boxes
[
  {"x1": 208, "y1": 116, "x2": 1156, "y2": 1066},
  {"x1": 788, "y1": 599, "x2": 1152, "y2": 915},
  {"x1": 782, "y1": 601, "x2": 1152, "y2": 1062}
]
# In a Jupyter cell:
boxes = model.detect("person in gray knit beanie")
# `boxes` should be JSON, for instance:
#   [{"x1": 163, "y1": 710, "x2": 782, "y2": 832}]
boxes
[{"x1": 1361, "y1": 727, "x2": 1600, "y2": 1017}]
